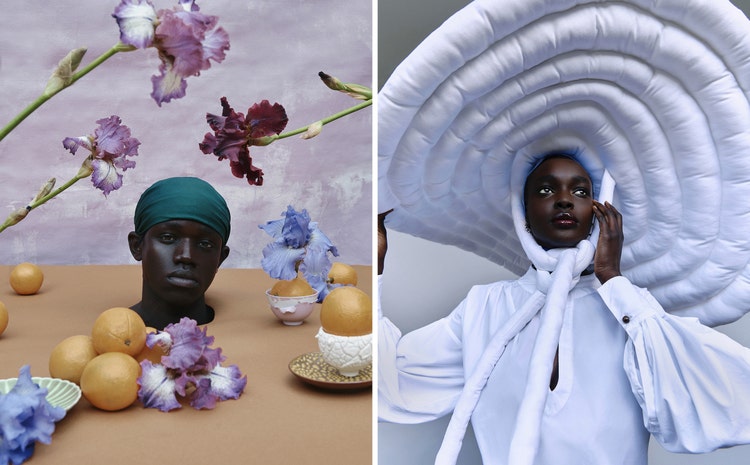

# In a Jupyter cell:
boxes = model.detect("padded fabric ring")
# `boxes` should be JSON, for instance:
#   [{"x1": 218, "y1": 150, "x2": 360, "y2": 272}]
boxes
[{"x1": 379, "y1": 0, "x2": 750, "y2": 326}]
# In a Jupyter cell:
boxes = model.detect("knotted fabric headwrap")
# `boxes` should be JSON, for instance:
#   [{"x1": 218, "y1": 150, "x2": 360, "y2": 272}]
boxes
[{"x1": 134, "y1": 177, "x2": 231, "y2": 245}]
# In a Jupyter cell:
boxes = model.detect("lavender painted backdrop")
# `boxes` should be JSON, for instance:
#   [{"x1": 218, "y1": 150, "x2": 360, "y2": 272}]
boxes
[{"x1": 0, "y1": 0, "x2": 372, "y2": 268}]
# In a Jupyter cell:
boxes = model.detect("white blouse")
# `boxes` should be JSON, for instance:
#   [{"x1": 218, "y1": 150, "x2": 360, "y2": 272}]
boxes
[{"x1": 378, "y1": 270, "x2": 750, "y2": 464}]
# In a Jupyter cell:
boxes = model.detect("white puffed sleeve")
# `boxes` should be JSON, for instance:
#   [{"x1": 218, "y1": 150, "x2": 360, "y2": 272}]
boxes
[
  {"x1": 598, "y1": 276, "x2": 750, "y2": 453},
  {"x1": 378, "y1": 276, "x2": 465, "y2": 423}
]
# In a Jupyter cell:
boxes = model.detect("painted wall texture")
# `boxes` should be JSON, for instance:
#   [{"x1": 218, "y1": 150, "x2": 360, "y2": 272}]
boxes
[{"x1": 0, "y1": 0, "x2": 372, "y2": 268}]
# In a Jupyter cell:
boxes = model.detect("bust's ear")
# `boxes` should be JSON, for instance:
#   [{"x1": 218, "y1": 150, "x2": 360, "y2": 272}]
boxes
[
  {"x1": 219, "y1": 246, "x2": 230, "y2": 266},
  {"x1": 128, "y1": 231, "x2": 144, "y2": 261}
]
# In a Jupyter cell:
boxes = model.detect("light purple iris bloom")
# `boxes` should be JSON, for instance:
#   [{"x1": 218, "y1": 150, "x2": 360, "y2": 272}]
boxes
[
  {"x1": 137, "y1": 318, "x2": 246, "y2": 412},
  {"x1": 113, "y1": 0, "x2": 230, "y2": 106},
  {"x1": 259, "y1": 205, "x2": 312, "y2": 249},
  {"x1": 259, "y1": 206, "x2": 339, "y2": 300},
  {"x1": 137, "y1": 361, "x2": 182, "y2": 412},
  {"x1": 157, "y1": 318, "x2": 219, "y2": 371},
  {"x1": 190, "y1": 364, "x2": 247, "y2": 410},
  {"x1": 112, "y1": 0, "x2": 157, "y2": 48},
  {"x1": 62, "y1": 116, "x2": 140, "y2": 196},
  {"x1": 0, "y1": 365, "x2": 65, "y2": 465}
]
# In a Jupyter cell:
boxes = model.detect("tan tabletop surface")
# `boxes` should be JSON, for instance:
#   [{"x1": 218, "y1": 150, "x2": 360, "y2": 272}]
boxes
[{"x1": 0, "y1": 265, "x2": 372, "y2": 465}]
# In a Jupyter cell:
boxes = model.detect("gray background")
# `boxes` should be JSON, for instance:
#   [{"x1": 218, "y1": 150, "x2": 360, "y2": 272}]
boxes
[{"x1": 377, "y1": 0, "x2": 750, "y2": 463}]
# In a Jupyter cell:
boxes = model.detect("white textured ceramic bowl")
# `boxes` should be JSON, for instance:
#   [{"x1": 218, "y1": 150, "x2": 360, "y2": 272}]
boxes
[
  {"x1": 0, "y1": 377, "x2": 81, "y2": 411},
  {"x1": 315, "y1": 327, "x2": 372, "y2": 377},
  {"x1": 265, "y1": 290, "x2": 319, "y2": 325}
]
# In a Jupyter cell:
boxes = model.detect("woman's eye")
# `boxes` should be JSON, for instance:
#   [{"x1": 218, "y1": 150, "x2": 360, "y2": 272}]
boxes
[
  {"x1": 199, "y1": 240, "x2": 215, "y2": 249},
  {"x1": 159, "y1": 233, "x2": 176, "y2": 243}
]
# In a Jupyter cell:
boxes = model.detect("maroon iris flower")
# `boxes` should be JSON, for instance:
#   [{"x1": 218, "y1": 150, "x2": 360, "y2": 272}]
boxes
[{"x1": 199, "y1": 97, "x2": 288, "y2": 186}]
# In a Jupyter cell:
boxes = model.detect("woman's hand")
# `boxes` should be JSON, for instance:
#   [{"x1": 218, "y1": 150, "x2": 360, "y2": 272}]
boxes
[
  {"x1": 592, "y1": 201, "x2": 623, "y2": 284},
  {"x1": 378, "y1": 209, "x2": 393, "y2": 275}
]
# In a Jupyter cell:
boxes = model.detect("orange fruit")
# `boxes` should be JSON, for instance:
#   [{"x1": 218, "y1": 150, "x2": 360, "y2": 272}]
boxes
[
  {"x1": 80, "y1": 352, "x2": 141, "y2": 411},
  {"x1": 270, "y1": 275, "x2": 316, "y2": 297},
  {"x1": 135, "y1": 327, "x2": 167, "y2": 364},
  {"x1": 9, "y1": 262, "x2": 44, "y2": 295},
  {"x1": 0, "y1": 301, "x2": 8, "y2": 337},
  {"x1": 327, "y1": 262, "x2": 358, "y2": 286},
  {"x1": 320, "y1": 286, "x2": 372, "y2": 336},
  {"x1": 91, "y1": 307, "x2": 147, "y2": 356},
  {"x1": 49, "y1": 335, "x2": 98, "y2": 385}
]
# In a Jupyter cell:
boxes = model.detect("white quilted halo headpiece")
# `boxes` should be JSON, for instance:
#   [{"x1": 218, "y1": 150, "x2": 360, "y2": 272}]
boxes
[{"x1": 379, "y1": 0, "x2": 750, "y2": 326}]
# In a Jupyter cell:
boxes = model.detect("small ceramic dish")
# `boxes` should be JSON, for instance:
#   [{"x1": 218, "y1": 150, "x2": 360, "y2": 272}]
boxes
[
  {"x1": 0, "y1": 377, "x2": 82, "y2": 411},
  {"x1": 288, "y1": 352, "x2": 371, "y2": 390}
]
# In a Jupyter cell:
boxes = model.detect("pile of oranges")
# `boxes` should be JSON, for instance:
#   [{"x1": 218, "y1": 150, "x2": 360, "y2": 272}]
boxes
[{"x1": 49, "y1": 307, "x2": 154, "y2": 411}]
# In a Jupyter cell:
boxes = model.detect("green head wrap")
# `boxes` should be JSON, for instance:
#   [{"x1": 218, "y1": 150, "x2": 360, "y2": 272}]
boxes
[{"x1": 134, "y1": 177, "x2": 231, "y2": 244}]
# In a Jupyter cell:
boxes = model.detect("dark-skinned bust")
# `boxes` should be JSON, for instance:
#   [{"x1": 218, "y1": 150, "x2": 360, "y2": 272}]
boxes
[{"x1": 127, "y1": 177, "x2": 231, "y2": 329}]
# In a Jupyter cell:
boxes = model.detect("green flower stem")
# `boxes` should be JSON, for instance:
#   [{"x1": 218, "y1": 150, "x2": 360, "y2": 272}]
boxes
[
  {"x1": 0, "y1": 169, "x2": 91, "y2": 234},
  {"x1": 0, "y1": 43, "x2": 133, "y2": 142},
  {"x1": 255, "y1": 98, "x2": 373, "y2": 145},
  {"x1": 29, "y1": 172, "x2": 89, "y2": 211}
]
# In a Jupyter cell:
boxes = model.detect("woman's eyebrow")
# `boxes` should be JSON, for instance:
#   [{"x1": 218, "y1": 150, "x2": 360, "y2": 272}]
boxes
[{"x1": 572, "y1": 175, "x2": 592, "y2": 185}]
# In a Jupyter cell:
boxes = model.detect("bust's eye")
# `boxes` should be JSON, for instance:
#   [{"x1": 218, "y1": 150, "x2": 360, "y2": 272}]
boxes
[
  {"x1": 198, "y1": 240, "x2": 215, "y2": 250},
  {"x1": 158, "y1": 233, "x2": 176, "y2": 243}
]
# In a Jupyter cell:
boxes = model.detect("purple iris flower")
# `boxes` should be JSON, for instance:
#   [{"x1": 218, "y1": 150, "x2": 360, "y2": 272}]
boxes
[
  {"x1": 259, "y1": 206, "x2": 339, "y2": 300},
  {"x1": 113, "y1": 0, "x2": 230, "y2": 106},
  {"x1": 199, "y1": 97, "x2": 288, "y2": 186},
  {"x1": 137, "y1": 318, "x2": 246, "y2": 412},
  {"x1": 0, "y1": 366, "x2": 65, "y2": 465},
  {"x1": 136, "y1": 362, "x2": 181, "y2": 412},
  {"x1": 190, "y1": 364, "x2": 246, "y2": 410},
  {"x1": 62, "y1": 116, "x2": 140, "y2": 195}
]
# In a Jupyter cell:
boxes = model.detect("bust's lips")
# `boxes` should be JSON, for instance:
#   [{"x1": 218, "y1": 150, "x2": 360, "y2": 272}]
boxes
[{"x1": 167, "y1": 272, "x2": 200, "y2": 288}]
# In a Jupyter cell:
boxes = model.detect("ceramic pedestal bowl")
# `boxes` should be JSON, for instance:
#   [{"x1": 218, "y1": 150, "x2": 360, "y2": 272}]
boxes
[
  {"x1": 265, "y1": 290, "x2": 319, "y2": 326},
  {"x1": 315, "y1": 327, "x2": 372, "y2": 377}
]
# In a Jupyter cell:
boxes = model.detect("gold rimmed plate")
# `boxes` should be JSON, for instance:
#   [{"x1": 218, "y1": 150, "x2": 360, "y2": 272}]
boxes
[
  {"x1": 0, "y1": 377, "x2": 81, "y2": 411},
  {"x1": 289, "y1": 352, "x2": 371, "y2": 391}
]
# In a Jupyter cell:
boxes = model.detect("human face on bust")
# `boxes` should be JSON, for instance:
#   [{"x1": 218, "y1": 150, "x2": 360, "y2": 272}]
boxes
[
  {"x1": 523, "y1": 156, "x2": 595, "y2": 250},
  {"x1": 129, "y1": 219, "x2": 230, "y2": 309}
]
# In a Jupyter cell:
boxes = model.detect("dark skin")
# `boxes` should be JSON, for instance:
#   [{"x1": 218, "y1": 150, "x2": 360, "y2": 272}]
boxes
[
  {"x1": 523, "y1": 156, "x2": 623, "y2": 284},
  {"x1": 128, "y1": 219, "x2": 230, "y2": 330},
  {"x1": 378, "y1": 156, "x2": 624, "y2": 390},
  {"x1": 524, "y1": 156, "x2": 623, "y2": 388}
]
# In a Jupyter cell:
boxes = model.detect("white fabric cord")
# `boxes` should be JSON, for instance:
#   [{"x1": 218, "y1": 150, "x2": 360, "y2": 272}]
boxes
[{"x1": 434, "y1": 167, "x2": 614, "y2": 464}]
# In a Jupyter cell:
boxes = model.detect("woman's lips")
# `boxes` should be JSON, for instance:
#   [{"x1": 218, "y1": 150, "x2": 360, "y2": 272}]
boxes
[{"x1": 552, "y1": 213, "x2": 578, "y2": 228}]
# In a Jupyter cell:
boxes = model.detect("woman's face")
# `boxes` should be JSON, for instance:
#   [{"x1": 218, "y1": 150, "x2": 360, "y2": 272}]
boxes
[{"x1": 524, "y1": 157, "x2": 595, "y2": 249}]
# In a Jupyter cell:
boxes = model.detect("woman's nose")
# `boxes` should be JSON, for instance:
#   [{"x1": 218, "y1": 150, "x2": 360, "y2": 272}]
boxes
[{"x1": 555, "y1": 195, "x2": 573, "y2": 209}]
